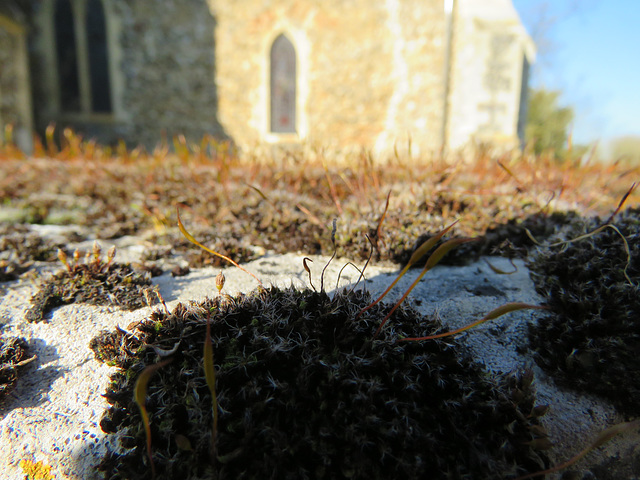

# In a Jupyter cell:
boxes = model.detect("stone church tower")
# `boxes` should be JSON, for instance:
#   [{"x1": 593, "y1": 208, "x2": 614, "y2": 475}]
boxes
[{"x1": 2, "y1": 0, "x2": 534, "y2": 156}]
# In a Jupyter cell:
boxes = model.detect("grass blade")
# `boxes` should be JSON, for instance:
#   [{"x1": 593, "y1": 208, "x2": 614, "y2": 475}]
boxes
[
  {"x1": 244, "y1": 182, "x2": 274, "y2": 206},
  {"x1": 352, "y1": 192, "x2": 392, "y2": 292},
  {"x1": 603, "y1": 182, "x2": 637, "y2": 224},
  {"x1": 398, "y1": 302, "x2": 548, "y2": 342},
  {"x1": 337, "y1": 261, "x2": 366, "y2": 292},
  {"x1": 177, "y1": 207, "x2": 262, "y2": 285},
  {"x1": 356, "y1": 220, "x2": 459, "y2": 322},
  {"x1": 373, "y1": 237, "x2": 477, "y2": 337},
  {"x1": 321, "y1": 157, "x2": 343, "y2": 214},
  {"x1": 513, "y1": 419, "x2": 640, "y2": 480},
  {"x1": 372, "y1": 190, "x2": 391, "y2": 251},
  {"x1": 408, "y1": 221, "x2": 461, "y2": 267},
  {"x1": 484, "y1": 258, "x2": 518, "y2": 275},
  {"x1": 320, "y1": 219, "x2": 338, "y2": 292},
  {"x1": 424, "y1": 237, "x2": 475, "y2": 270},
  {"x1": 134, "y1": 357, "x2": 173, "y2": 479},
  {"x1": 296, "y1": 203, "x2": 324, "y2": 226},
  {"x1": 497, "y1": 159, "x2": 523, "y2": 186},
  {"x1": 302, "y1": 257, "x2": 315, "y2": 291},
  {"x1": 204, "y1": 314, "x2": 219, "y2": 459}
]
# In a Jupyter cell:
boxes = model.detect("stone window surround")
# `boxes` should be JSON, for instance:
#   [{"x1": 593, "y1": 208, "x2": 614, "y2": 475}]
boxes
[
  {"x1": 262, "y1": 27, "x2": 309, "y2": 145},
  {"x1": 35, "y1": 0, "x2": 125, "y2": 124},
  {"x1": 0, "y1": 14, "x2": 34, "y2": 152},
  {"x1": 269, "y1": 33, "x2": 296, "y2": 134}
]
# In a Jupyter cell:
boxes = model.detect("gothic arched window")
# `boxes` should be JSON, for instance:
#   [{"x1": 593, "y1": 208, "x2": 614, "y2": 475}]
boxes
[
  {"x1": 54, "y1": 0, "x2": 80, "y2": 112},
  {"x1": 270, "y1": 34, "x2": 296, "y2": 133},
  {"x1": 53, "y1": 0, "x2": 112, "y2": 114},
  {"x1": 87, "y1": 0, "x2": 112, "y2": 112}
]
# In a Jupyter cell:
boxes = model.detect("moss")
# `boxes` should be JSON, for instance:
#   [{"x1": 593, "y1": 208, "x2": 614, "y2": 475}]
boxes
[
  {"x1": 25, "y1": 244, "x2": 152, "y2": 323},
  {"x1": 0, "y1": 336, "x2": 35, "y2": 402},
  {"x1": 91, "y1": 286, "x2": 549, "y2": 480},
  {"x1": 0, "y1": 225, "x2": 61, "y2": 281},
  {"x1": 527, "y1": 207, "x2": 640, "y2": 415}
]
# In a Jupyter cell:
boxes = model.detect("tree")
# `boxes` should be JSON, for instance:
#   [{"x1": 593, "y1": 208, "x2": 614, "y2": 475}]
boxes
[
  {"x1": 525, "y1": 87, "x2": 574, "y2": 158},
  {"x1": 609, "y1": 136, "x2": 640, "y2": 164}
]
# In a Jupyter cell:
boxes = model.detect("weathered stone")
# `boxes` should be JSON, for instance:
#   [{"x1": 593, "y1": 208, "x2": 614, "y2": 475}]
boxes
[
  {"x1": 16, "y1": 0, "x2": 533, "y2": 155},
  {"x1": 0, "y1": 5, "x2": 33, "y2": 153}
]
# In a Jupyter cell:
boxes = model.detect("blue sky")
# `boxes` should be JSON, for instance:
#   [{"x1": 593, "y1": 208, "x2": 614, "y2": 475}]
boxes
[{"x1": 511, "y1": 0, "x2": 640, "y2": 146}]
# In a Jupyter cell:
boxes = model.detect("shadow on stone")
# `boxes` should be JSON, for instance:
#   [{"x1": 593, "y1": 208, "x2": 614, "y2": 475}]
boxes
[{"x1": 0, "y1": 338, "x2": 65, "y2": 416}]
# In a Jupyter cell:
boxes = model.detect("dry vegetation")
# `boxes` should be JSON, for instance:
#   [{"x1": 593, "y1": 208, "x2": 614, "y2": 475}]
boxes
[
  {"x1": 1, "y1": 127, "x2": 638, "y2": 269},
  {"x1": 1, "y1": 127, "x2": 639, "y2": 479}
]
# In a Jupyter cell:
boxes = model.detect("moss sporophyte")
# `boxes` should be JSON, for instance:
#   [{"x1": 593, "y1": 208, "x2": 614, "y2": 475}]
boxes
[{"x1": 88, "y1": 194, "x2": 639, "y2": 480}]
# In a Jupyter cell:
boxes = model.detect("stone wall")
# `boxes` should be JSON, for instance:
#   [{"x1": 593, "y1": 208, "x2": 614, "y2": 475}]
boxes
[
  {"x1": 0, "y1": 26, "x2": 19, "y2": 127},
  {"x1": 23, "y1": 0, "x2": 532, "y2": 154},
  {"x1": 210, "y1": 0, "x2": 447, "y2": 156},
  {"x1": 447, "y1": 0, "x2": 535, "y2": 150},
  {"x1": 0, "y1": 14, "x2": 33, "y2": 152},
  {"x1": 113, "y1": 0, "x2": 228, "y2": 147},
  {"x1": 29, "y1": 0, "x2": 227, "y2": 148}
]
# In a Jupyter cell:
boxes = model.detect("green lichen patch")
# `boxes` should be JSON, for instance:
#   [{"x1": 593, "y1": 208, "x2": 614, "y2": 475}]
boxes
[
  {"x1": 0, "y1": 336, "x2": 36, "y2": 402},
  {"x1": 91, "y1": 286, "x2": 549, "y2": 480},
  {"x1": 25, "y1": 244, "x2": 152, "y2": 323},
  {"x1": 527, "y1": 207, "x2": 640, "y2": 415}
]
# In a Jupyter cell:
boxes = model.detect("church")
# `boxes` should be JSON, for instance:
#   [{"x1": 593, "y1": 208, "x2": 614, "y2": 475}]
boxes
[{"x1": 0, "y1": 0, "x2": 534, "y2": 156}]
